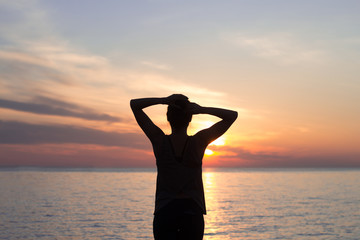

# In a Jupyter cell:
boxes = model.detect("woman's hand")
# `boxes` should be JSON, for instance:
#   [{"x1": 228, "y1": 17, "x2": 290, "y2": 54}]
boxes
[{"x1": 186, "y1": 102, "x2": 203, "y2": 114}]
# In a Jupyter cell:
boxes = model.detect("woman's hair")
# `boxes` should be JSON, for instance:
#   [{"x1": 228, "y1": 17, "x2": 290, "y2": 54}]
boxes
[{"x1": 167, "y1": 99, "x2": 192, "y2": 129}]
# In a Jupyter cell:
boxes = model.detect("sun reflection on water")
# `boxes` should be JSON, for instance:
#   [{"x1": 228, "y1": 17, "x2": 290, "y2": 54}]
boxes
[{"x1": 203, "y1": 171, "x2": 224, "y2": 239}]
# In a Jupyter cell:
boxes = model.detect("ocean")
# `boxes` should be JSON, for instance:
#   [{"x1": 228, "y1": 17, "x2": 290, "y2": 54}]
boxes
[{"x1": 0, "y1": 168, "x2": 359, "y2": 239}]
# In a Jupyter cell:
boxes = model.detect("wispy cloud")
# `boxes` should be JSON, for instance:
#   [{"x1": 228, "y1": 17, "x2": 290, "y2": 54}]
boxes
[
  {"x1": 141, "y1": 61, "x2": 172, "y2": 70},
  {"x1": 222, "y1": 32, "x2": 325, "y2": 65},
  {"x1": 127, "y1": 72, "x2": 225, "y2": 99},
  {"x1": 0, "y1": 96, "x2": 121, "y2": 122},
  {"x1": 209, "y1": 145, "x2": 360, "y2": 168},
  {"x1": 0, "y1": 49, "x2": 73, "y2": 87},
  {"x1": 212, "y1": 145, "x2": 288, "y2": 161}
]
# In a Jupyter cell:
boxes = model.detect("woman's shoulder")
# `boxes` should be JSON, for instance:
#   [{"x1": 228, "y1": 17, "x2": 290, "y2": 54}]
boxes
[
  {"x1": 190, "y1": 132, "x2": 209, "y2": 147},
  {"x1": 187, "y1": 134, "x2": 208, "y2": 150},
  {"x1": 151, "y1": 132, "x2": 167, "y2": 146}
]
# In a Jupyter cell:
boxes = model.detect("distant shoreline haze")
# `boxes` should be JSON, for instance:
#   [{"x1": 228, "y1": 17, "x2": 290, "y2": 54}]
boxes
[{"x1": 1, "y1": 167, "x2": 359, "y2": 173}]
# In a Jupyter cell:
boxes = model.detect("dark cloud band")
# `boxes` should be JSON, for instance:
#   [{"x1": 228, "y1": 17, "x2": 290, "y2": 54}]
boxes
[
  {"x1": 0, "y1": 98, "x2": 121, "y2": 122},
  {"x1": 0, "y1": 120, "x2": 148, "y2": 149}
]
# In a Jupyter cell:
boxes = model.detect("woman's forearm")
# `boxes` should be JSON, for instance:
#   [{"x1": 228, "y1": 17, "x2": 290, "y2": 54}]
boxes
[
  {"x1": 198, "y1": 106, "x2": 238, "y2": 122},
  {"x1": 130, "y1": 97, "x2": 167, "y2": 110}
]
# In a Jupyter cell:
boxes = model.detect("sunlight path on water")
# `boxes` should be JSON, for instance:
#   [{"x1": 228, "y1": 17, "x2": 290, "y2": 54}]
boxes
[{"x1": 202, "y1": 169, "x2": 360, "y2": 239}]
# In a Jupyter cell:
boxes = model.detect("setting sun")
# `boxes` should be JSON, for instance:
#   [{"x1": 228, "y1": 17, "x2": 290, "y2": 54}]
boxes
[
  {"x1": 197, "y1": 121, "x2": 226, "y2": 147},
  {"x1": 205, "y1": 137, "x2": 226, "y2": 156},
  {"x1": 205, "y1": 149, "x2": 214, "y2": 156},
  {"x1": 210, "y1": 136, "x2": 225, "y2": 146}
]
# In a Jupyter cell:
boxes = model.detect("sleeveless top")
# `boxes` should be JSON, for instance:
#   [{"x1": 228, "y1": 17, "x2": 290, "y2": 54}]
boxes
[{"x1": 153, "y1": 134, "x2": 207, "y2": 215}]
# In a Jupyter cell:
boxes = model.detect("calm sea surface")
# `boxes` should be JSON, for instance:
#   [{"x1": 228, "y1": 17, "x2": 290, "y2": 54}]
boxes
[{"x1": 0, "y1": 168, "x2": 359, "y2": 240}]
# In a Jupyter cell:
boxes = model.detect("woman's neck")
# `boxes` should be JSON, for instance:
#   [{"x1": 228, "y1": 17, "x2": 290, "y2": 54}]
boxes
[{"x1": 170, "y1": 127, "x2": 188, "y2": 136}]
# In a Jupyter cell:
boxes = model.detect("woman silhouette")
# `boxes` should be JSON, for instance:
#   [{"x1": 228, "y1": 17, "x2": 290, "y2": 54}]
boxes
[{"x1": 130, "y1": 94, "x2": 237, "y2": 240}]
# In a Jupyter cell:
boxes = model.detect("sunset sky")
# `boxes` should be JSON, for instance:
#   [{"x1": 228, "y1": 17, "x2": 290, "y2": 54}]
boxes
[{"x1": 1, "y1": 0, "x2": 359, "y2": 168}]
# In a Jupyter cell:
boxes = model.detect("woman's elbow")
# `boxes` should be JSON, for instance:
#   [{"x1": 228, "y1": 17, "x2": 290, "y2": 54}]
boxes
[
  {"x1": 231, "y1": 111, "x2": 238, "y2": 122},
  {"x1": 130, "y1": 99, "x2": 136, "y2": 110}
]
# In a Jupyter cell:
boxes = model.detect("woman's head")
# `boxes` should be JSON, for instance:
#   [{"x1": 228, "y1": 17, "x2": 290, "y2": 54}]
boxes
[{"x1": 167, "y1": 99, "x2": 192, "y2": 130}]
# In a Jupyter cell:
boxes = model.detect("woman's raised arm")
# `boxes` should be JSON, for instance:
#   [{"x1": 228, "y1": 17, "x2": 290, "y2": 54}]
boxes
[
  {"x1": 130, "y1": 97, "x2": 166, "y2": 141},
  {"x1": 188, "y1": 102, "x2": 238, "y2": 146}
]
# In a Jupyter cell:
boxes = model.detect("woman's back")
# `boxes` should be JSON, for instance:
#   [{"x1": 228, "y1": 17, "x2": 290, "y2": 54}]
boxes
[{"x1": 154, "y1": 134, "x2": 206, "y2": 215}]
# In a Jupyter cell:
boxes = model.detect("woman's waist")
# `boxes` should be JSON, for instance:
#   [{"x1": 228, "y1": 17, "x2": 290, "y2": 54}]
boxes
[{"x1": 156, "y1": 198, "x2": 203, "y2": 216}]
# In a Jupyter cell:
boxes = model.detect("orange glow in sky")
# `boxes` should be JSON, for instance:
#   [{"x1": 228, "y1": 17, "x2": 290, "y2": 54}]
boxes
[{"x1": 0, "y1": 1, "x2": 359, "y2": 168}]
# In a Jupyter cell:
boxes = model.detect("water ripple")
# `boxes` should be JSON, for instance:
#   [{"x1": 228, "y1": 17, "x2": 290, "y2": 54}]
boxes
[{"x1": 0, "y1": 169, "x2": 359, "y2": 239}]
